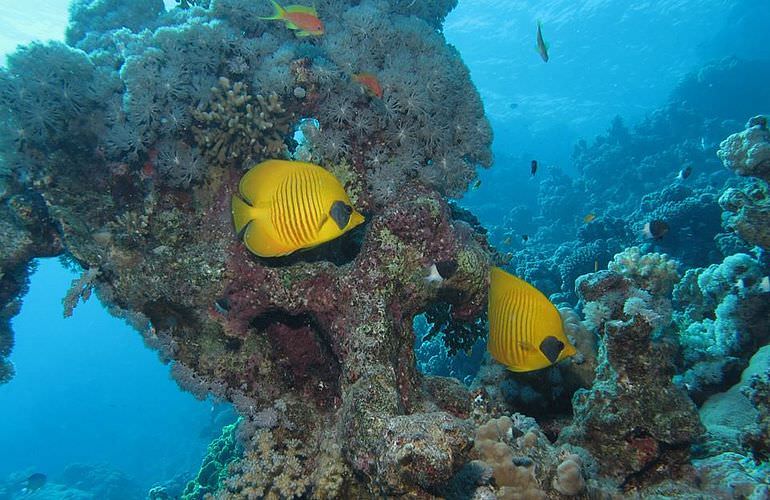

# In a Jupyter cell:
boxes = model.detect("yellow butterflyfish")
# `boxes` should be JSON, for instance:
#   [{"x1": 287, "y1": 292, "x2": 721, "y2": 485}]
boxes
[
  {"x1": 487, "y1": 267, "x2": 576, "y2": 372},
  {"x1": 231, "y1": 159, "x2": 364, "y2": 257}
]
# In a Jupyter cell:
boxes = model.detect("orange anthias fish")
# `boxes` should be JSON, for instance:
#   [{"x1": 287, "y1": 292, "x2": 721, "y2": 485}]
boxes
[
  {"x1": 352, "y1": 72, "x2": 383, "y2": 98},
  {"x1": 260, "y1": 0, "x2": 324, "y2": 37}
]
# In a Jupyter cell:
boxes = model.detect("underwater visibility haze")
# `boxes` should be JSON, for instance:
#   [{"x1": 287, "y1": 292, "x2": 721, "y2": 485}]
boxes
[{"x1": 1, "y1": 0, "x2": 769, "y2": 498}]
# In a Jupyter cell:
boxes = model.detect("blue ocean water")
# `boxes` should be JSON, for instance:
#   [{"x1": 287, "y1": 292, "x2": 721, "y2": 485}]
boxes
[{"x1": 0, "y1": 0, "x2": 769, "y2": 498}]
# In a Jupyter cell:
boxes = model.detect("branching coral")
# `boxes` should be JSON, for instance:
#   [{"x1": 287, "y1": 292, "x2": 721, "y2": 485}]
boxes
[{"x1": 192, "y1": 77, "x2": 292, "y2": 168}]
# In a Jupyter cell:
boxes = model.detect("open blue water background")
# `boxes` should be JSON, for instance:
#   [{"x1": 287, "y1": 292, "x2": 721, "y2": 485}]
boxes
[{"x1": 1, "y1": 0, "x2": 768, "y2": 495}]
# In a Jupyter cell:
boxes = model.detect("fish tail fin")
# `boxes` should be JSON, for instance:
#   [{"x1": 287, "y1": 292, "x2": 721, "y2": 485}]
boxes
[
  {"x1": 259, "y1": 0, "x2": 286, "y2": 20},
  {"x1": 231, "y1": 195, "x2": 259, "y2": 235}
]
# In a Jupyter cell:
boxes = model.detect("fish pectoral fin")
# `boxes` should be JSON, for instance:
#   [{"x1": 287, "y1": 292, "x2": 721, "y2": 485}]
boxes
[
  {"x1": 295, "y1": 30, "x2": 313, "y2": 37},
  {"x1": 316, "y1": 213, "x2": 329, "y2": 231}
]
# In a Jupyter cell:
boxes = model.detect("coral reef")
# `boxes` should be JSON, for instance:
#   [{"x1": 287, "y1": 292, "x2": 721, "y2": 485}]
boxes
[
  {"x1": 561, "y1": 248, "x2": 704, "y2": 485},
  {"x1": 182, "y1": 421, "x2": 242, "y2": 499},
  {"x1": 718, "y1": 115, "x2": 770, "y2": 250},
  {"x1": 487, "y1": 58, "x2": 767, "y2": 301},
  {"x1": 672, "y1": 253, "x2": 770, "y2": 402},
  {"x1": 0, "y1": 0, "x2": 493, "y2": 496},
  {"x1": 741, "y1": 350, "x2": 770, "y2": 462}
]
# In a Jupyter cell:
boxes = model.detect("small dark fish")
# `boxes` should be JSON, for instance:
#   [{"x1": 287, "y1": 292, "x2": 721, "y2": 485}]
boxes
[
  {"x1": 509, "y1": 103, "x2": 518, "y2": 110},
  {"x1": 522, "y1": 234, "x2": 529, "y2": 242},
  {"x1": 530, "y1": 160, "x2": 538, "y2": 176},
  {"x1": 677, "y1": 165, "x2": 692, "y2": 180},
  {"x1": 24, "y1": 473, "x2": 46, "y2": 492},
  {"x1": 536, "y1": 20, "x2": 549, "y2": 62},
  {"x1": 643, "y1": 220, "x2": 669, "y2": 240},
  {"x1": 435, "y1": 260, "x2": 458, "y2": 279},
  {"x1": 472, "y1": 179, "x2": 482, "y2": 189}
]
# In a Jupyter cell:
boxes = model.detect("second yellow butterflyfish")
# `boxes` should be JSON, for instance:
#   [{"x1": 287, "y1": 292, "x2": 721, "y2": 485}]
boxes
[
  {"x1": 488, "y1": 267, "x2": 576, "y2": 372},
  {"x1": 231, "y1": 159, "x2": 364, "y2": 257}
]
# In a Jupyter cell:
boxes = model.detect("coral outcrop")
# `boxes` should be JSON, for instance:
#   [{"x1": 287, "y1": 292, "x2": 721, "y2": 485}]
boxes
[
  {"x1": 672, "y1": 253, "x2": 770, "y2": 402},
  {"x1": 0, "y1": 0, "x2": 492, "y2": 496},
  {"x1": 561, "y1": 248, "x2": 704, "y2": 485},
  {"x1": 718, "y1": 115, "x2": 770, "y2": 250}
]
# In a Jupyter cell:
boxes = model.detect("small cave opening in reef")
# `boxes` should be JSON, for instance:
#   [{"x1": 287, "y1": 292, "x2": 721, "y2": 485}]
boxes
[
  {"x1": 412, "y1": 303, "x2": 487, "y2": 386},
  {"x1": 251, "y1": 310, "x2": 341, "y2": 410}
]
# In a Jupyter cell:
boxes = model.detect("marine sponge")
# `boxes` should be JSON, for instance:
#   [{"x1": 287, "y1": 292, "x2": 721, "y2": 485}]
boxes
[{"x1": 191, "y1": 77, "x2": 292, "y2": 167}]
